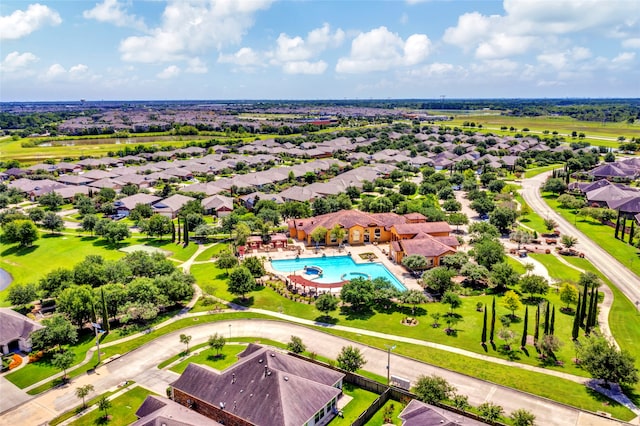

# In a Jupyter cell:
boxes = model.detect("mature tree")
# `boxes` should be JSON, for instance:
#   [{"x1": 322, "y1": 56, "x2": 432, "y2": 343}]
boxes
[
  {"x1": 541, "y1": 178, "x2": 567, "y2": 195},
  {"x1": 180, "y1": 334, "x2": 192, "y2": 353},
  {"x1": 442, "y1": 198, "x2": 461, "y2": 212},
  {"x1": 510, "y1": 409, "x2": 536, "y2": 426},
  {"x1": 309, "y1": 226, "x2": 328, "y2": 248},
  {"x1": 32, "y1": 314, "x2": 78, "y2": 352},
  {"x1": 340, "y1": 277, "x2": 375, "y2": 311},
  {"x1": 216, "y1": 251, "x2": 238, "y2": 275},
  {"x1": 489, "y1": 262, "x2": 519, "y2": 289},
  {"x1": 400, "y1": 289, "x2": 428, "y2": 315},
  {"x1": 39, "y1": 268, "x2": 73, "y2": 298},
  {"x1": 490, "y1": 206, "x2": 518, "y2": 233},
  {"x1": 460, "y1": 263, "x2": 490, "y2": 286},
  {"x1": 98, "y1": 396, "x2": 112, "y2": 420},
  {"x1": 56, "y1": 285, "x2": 96, "y2": 327},
  {"x1": 73, "y1": 254, "x2": 107, "y2": 287},
  {"x1": 441, "y1": 251, "x2": 469, "y2": 271},
  {"x1": 447, "y1": 212, "x2": 469, "y2": 232},
  {"x1": 119, "y1": 301, "x2": 159, "y2": 324},
  {"x1": 243, "y1": 256, "x2": 265, "y2": 277},
  {"x1": 413, "y1": 374, "x2": 456, "y2": 404},
  {"x1": 578, "y1": 333, "x2": 639, "y2": 386},
  {"x1": 336, "y1": 345, "x2": 366, "y2": 372},
  {"x1": 2, "y1": 219, "x2": 39, "y2": 247},
  {"x1": 121, "y1": 184, "x2": 138, "y2": 196},
  {"x1": 52, "y1": 349, "x2": 75, "y2": 379},
  {"x1": 208, "y1": 333, "x2": 226, "y2": 356},
  {"x1": 478, "y1": 402, "x2": 504, "y2": 424},
  {"x1": 368, "y1": 197, "x2": 393, "y2": 213},
  {"x1": 234, "y1": 222, "x2": 251, "y2": 246},
  {"x1": 470, "y1": 196, "x2": 495, "y2": 216},
  {"x1": 81, "y1": 214, "x2": 98, "y2": 235},
  {"x1": 579, "y1": 271, "x2": 602, "y2": 289},
  {"x1": 75, "y1": 384, "x2": 94, "y2": 409},
  {"x1": 315, "y1": 293, "x2": 338, "y2": 316},
  {"x1": 442, "y1": 290, "x2": 462, "y2": 315},
  {"x1": 561, "y1": 234, "x2": 578, "y2": 249},
  {"x1": 127, "y1": 277, "x2": 165, "y2": 305},
  {"x1": 39, "y1": 192, "x2": 64, "y2": 211},
  {"x1": 228, "y1": 267, "x2": 256, "y2": 300},
  {"x1": 42, "y1": 212, "x2": 64, "y2": 234},
  {"x1": 399, "y1": 181, "x2": 418, "y2": 196},
  {"x1": 502, "y1": 290, "x2": 522, "y2": 318},
  {"x1": 498, "y1": 328, "x2": 517, "y2": 350},
  {"x1": 7, "y1": 282, "x2": 38, "y2": 308},
  {"x1": 519, "y1": 274, "x2": 549, "y2": 299},
  {"x1": 147, "y1": 214, "x2": 173, "y2": 239},
  {"x1": 468, "y1": 222, "x2": 500, "y2": 242},
  {"x1": 422, "y1": 267, "x2": 456, "y2": 294},
  {"x1": 280, "y1": 201, "x2": 311, "y2": 219},
  {"x1": 28, "y1": 207, "x2": 45, "y2": 223},
  {"x1": 97, "y1": 221, "x2": 130, "y2": 245},
  {"x1": 402, "y1": 254, "x2": 428, "y2": 272},
  {"x1": 154, "y1": 271, "x2": 195, "y2": 303},
  {"x1": 329, "y1": 224, "x2": 346, "y2": 245},
  {"x1": 129, "y1": 203, "x2": 154, "y2": 221},
  {"x1": 560, "y1": 283, "x2": 579, "y2": 309},
  {"x1": 472, "y1": 238, "x2": 505, "y2": 270},
  {"x1": 287, "y1": 335, "x2": 306, "y2": 354},
  {"x1": 539, "y1": 334, "x2": 562, "y2": 358}
]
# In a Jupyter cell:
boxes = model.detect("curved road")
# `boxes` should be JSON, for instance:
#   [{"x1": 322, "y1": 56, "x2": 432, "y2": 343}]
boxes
[
  {"x1": 0, "y1": 319, "x2": 627, "y2": 426},
  {"x1": 521, "y1": 171, "x2": 640, "y2": 307}
]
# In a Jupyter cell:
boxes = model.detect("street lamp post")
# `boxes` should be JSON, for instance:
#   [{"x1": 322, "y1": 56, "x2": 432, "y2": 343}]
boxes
[
  {"x1": 385, "y1": 344, "x2": 396, "y2": 385},
  {"x1": 228, "y1": 324, "x2": 232, "y2": 339}
]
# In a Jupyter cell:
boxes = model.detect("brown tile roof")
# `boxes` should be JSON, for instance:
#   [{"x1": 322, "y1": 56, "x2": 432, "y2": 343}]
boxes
[
  {"x1": 171, "y1": 344, "x2": 343, "y2": 426},
  {"x1": 395, "y1": 236, "x2": 456, "y2": 258},
  {"x1": 392, "y1": 222, "x2": 451, "y2": 236},
  {"x1": 294, "y1": 210, "x2": 405, "y2": 234}
]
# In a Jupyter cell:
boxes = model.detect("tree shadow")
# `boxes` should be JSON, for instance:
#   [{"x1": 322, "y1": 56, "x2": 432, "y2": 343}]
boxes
[
  {"x1": 497, "y1": 345, "x2": 521, "y2": 361},
  {"x1": 481, "y1": 343, "x2": 488, "y2": 353},
  {"x1": 521, "y1": 347, "x2": 530, "y2": 357},
  {"x1": 585, "y1": 387, "x2": 627, "y2": 410},
  {"x1": 80, "y1": 236, "x2": 99, "y2": 242},
  {"x1": 1, "y1": 244, "x2": 38, "y2": 257},
  {"x1": 207, "y1": 353, "x2": 227, "y2": 362},
  {"x1": 232, "y1": 296, "x2": 254, "y2": 307},
  {"x1": 621, "y1": 385, "x2": 640, "y2": 407},
  {"x1": 314, "y1": 315, "x2": 338, "y2": 325},
  {"x1": 339, "y1": 305, "x2": 375, "y2": 321}
]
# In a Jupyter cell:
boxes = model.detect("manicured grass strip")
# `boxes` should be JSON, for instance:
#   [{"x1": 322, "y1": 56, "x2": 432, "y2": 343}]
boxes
[
  {"x1": 195, "y1": 243, "x2": 230, "y2": 261},
  {"x1": 49, "y1": 381, "x2": 136, "y2": 426},
  {"x1": 524, "y1": 164, "x2": 563, "y2": 178},
  {"x1": 143, "y1": 240, "x2": 199, "y2": 262},
  {"x1": 67, "y1": 386, "x2": 154, "y2": 426},
  {"x1": 504, "y1": 256, "x2": 527, "y2": 275},
  {"x1": 542, "y1": 193, "x2": 640, "y2": 277},
  {"x1": 315, "y1": 326, "x2": 634, "y2": 421},
  {"x1": 169, "y1": 344, "x2": 246, "y2": 374},
  {"x1": 330, "y1": 383, "x2": 380, "y2": 426},
  {"x1": 26, "y1": 352, "x2": 100, "y2": 396},
  {"x1": 528, "y1": 253, "x2": 581, "y2": 284}
]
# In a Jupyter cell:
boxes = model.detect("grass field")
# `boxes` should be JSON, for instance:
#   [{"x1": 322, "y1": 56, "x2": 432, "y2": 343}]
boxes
[
  {"x1": 194, "y1": 242, "x2": 230, "y2": 261},
  {"x1": 169, "y1": 344, "x2": 246, "y2": 374},
  {"x1": 330, "y1": 383, "x2": 380, "y2": 426},
  {"x1": 366, "y1": 399, "x2": 405, "y2": 426},
  {"x1": 67, "y1": 386, "x2": 154, "y2": 426}
]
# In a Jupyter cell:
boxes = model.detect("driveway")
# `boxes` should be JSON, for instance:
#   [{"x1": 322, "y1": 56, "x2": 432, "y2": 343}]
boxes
[
  {"x1": 0, "y1": 319, "x2": 628, "y2": 426},
  {"x1": 520, "y1": 171, "x2": 640, "y2": 306}
]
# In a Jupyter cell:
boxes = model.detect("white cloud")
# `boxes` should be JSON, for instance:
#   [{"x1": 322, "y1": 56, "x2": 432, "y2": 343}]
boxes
[
  {"x1": 119, "y1": 0, "x2": 273, "y2": 63},
  {"x1": 406, "y1": 62, "x2": 462, "y2": 78},
  {"x1": 0, "y1": 3, "x2": 62, "y2": 40},
  {"x1": 41, "y1": 63, "x2": 95, "y2": 81},
  {"x1": 622, "y1": 38, "x2": 640, "y2": 49},
  {"x1": 537, "y1": 47, "x2": 592, "y2": 70},
  {"x1": 45, "y1": 64, "x2": 66, "y2": 80},
  {"x1": 612, "y1": 51, "x2": 636, "y2": 64},
  {"x1": 83, "y1": 0, "x2": 146, "y2": 31},
  {"x1": 471, "y1": 59, "x2": 520, "y2": 76},
  {"x1": 218, "y1": 47, "x2": 261, "y2": 67},
  {"x1": 0, "y1": 51, "x2": 39, "y2": 73},
  {"x1": 186, "y1": 57, "x2": 207, "y2": 74},
  {"x1": 282, "y1": 61, "x2": 327, "y2": 75},
  {"x1": 443, "y1": 0, "x2": 640, "y2": 59},
  {"x1": 336, "y1": 26, "x2": 431, "y2": 73},
  {"x1": 157, "y1": 65, "x2": 181, "y2": 79},
  {"x1": 269, "y1": 23, "x2": 344, "y2": 74}
]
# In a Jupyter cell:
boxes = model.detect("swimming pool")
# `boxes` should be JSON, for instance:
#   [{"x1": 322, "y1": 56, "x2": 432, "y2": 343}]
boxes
[{"x1": 270, "y1": 256, "x2": 406, "y2": 291}]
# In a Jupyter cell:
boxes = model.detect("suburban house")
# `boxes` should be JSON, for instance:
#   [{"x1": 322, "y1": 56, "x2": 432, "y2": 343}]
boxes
[
  {"x1": 170, "y1": 344, "x2": 345, "y2": 426},
  {"x1": 202, "y1": 194, "x2": 234, "y2": 217},
  {"x1": 133, "y1": 395, "x2": 221, "y2": 426},
  {"x1": 114, "y1": 193, "x2": 161, "y2": 217},
  {"x1": 0, "y1": 308, "x2": 44, "y2": 355},
  {"x1": 399, "y1": 399, "x2": 484, "y2": 426},
  {"x1": 152, "y1": 194, "x2": 195, "y2": 218}
]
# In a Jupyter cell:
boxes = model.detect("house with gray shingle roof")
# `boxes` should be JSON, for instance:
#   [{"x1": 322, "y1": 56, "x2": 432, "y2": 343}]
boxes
[
  {"x1": 153, "y1": 194, "x2": 195, "y2": 218},
  {"x1": 114, "y1": 193, "x2": 161, "y2": 216},
  {"x1": 0, "y1": 308, "x2": 44, "y2": 355}
]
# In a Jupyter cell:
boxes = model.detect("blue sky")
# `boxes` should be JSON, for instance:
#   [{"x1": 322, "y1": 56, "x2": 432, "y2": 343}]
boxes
[{"x1": 1, "y1": 0, "x2": 639, "y2": 101}]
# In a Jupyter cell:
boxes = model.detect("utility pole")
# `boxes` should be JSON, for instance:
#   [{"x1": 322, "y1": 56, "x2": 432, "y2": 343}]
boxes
[{"x1": 385, "y1": 344, "x2": 396, "y2": 385}]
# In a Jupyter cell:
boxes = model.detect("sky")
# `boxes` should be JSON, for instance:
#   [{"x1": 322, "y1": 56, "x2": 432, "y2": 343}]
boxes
[{"x1": 0, "y1": 0, "x2": 639, "y2": 101}]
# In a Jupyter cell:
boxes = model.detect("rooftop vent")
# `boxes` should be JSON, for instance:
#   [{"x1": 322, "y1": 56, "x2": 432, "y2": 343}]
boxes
[
  {"x1": 284, "y1": 376, "x2": 289, "y2": 381},
  {"x1": 270, "y1": 353, "x2": 276, "y2": 357},
  {"x1": 259, "y1": 359, "x2": 263, "y2": 363},
  {"x1": 219, "y1": 402, "x2": 225, "y2": 409}
]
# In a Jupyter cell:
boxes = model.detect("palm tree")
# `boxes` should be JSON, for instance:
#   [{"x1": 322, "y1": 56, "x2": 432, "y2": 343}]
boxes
[
  {"x1": 75, "y1": 384, "x2": 94, "y2": 409},
  {"x1": 98, "y1": 396, "x2": 111, "y2": 420},
  {"x1": 561, "y1": 234, "x2": 578, "y2": 249}
]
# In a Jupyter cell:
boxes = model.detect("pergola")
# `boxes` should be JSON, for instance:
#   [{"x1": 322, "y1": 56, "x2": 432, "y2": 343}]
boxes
[{"x1": 287, "y1": 274, "x2": 347, "y2": 295}]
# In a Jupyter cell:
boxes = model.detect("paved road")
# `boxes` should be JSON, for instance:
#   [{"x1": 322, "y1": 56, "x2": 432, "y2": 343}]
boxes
[
  {"x1": 0, "y1": 319, "x2": 628, "y2": 426},
  {"x1": 521, "y1": 171, "x2": 640, "y2": 306}
]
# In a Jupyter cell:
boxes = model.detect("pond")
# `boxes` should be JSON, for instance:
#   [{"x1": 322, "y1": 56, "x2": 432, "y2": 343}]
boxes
[{"x1": 0, "y1": 268, "x2": 13, "y2": 291}]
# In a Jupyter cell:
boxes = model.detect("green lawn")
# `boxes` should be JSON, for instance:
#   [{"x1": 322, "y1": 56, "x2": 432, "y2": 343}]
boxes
[
  {"x1": 169, "y1": 344, "x2": 246, "y2": 374},
  {"x1": 542, "y1": 193, "x2": 640, "y2": 277},
  {"x1": 68, "y1": 386, "x2": 154, "y2": 426},
  {"x1": 515, "y1": 194, "x2": 549, "y2": 234},
  {"x1": 528, "y1": 253, "x2": 581, "y2": 284},
  {"x1": 49, "y1": 382, "x2": 136, "y2": 425},
  {"x1": 365, "y1": 399, "x2": 405, "y2": 426},
  {"x1": 524, "y1": 164, "x2": 563, "y2": 179},
  {"x1": 195, "y1": 243, "x2": 230, "y2": 261},
  {"x1": 142, "y1": 239, "x2": 199, "y2": 261},
  {"x1": 330, "y1": 383, "x2": 380, "y2": 426}
]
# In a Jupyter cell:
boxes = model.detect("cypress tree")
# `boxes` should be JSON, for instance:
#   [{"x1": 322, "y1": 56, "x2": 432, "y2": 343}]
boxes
[
  {"x1": 615, "y1": 211, "x2": 621, "y2": 239},
  {"x1": 91, "y1": 301, "x2": 98, "y2": 324},
  {"x1": 550, "y1": 305, "x2": 556, "y2": 336},
  {"x1": 481, "y1": 305, "x2": 487, "y2": 344},
  {"x1": 184, "y1": 220, "x2": 189, "y2": 246},
  {"x1": 621, "y1": 216, "x2": 627, "y2": 243},
  {"x1": 177, "y1": 217, "x2": 182, "y2": 243},
  {"x1": 573, "y1": 293, "x2": 582, "y2": 340},
  {"x1": 580, "y1": 282, "x2": 589, "y2": 326},
  {"x1": 586, "y1": 288, "x2": 596, "y2": 335},
  {"x1": 490, "y1": 297, "x2": 496, "y2": 343},
  {"x1": 534, "y1": 304, "x2": 540, "y2": 345},
  {"x1": 521, "y1": 306, "x2": 528, "y2": 349},
  {"x1": 171, "y1": 222, "x2": 176, "y2": 243},
  {"x1": 100, "y1": 287, "x2": 110, "y2": 333},
  {"x1": 544, "y1": 301, "x2": 550, "y2": 336}
]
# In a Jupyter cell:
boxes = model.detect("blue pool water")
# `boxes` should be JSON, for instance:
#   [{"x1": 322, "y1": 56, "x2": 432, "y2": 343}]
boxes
[{"x1": 271, "y1": 256, "x2": 406, "y2": 291}]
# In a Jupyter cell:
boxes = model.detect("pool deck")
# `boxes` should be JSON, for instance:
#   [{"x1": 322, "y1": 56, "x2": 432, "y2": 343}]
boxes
[{"x1": 253, "y1": 241, "x2": 424, "y2": 293}]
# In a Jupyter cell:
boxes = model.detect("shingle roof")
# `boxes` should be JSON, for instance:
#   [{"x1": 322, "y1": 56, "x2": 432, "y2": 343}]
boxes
[
  {"x1": 115, "y1": 193, "x2": 162, "y2": 210},
  {"x1": 133, "y1": 395, "x2": 222, "y2": 426},
  {"x1": 171, "y1": 344, "x2": 343, "y2": 426},
  {"x1": 392, "y1": 222, "x2": 451, "y2": 236},
  {"x1": 0, "y1": 308, "x2": 44, "y2": 346},
  {"x1": 399, "y1": 399, "x2": 484, "y2": 426}
]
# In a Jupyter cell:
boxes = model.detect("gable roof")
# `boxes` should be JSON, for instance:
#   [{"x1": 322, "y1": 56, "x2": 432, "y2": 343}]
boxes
[
  {"x1": 153, "y1": 194, "x2": 195, "y2": 213},
  {"x1": 399, "y1": 399, "x2": 484, "y2": 426},
  {"x1": 115, "y1": 193, "x2": 162, "y2": 210},
  {"x1": 133, "y1": 395, "x2": 221, "y2": 426},
  {"x1": 392, "y1": 236, "x2": 456, "y2": 258},
  {"x1": 292, "y1": 210, "x2": 405, "y2": 235},
  {"x1": 0, "y1": 308, "x2": 44, "y2": 346},
  {"x1": 392, "y1": 222, "x2": 451, "y2": 236},
  {"x1": 171, "y1": 344, "x2": 343, "y2": 426}
]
